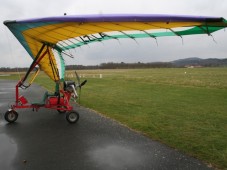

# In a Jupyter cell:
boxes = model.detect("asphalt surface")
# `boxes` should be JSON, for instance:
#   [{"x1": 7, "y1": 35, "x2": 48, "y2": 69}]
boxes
[{"x1": 0, "y1": 79, "x2": 212, "y2": 170}]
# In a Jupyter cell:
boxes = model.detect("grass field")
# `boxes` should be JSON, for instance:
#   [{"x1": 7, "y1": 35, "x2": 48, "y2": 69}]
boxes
[{"x1": 1, "y1": 68, "x2": 227, "y2": 169}]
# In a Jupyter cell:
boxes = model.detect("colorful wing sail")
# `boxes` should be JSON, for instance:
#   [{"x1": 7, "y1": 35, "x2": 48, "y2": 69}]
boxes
[{"x1": 4, "y1": 14, "x2": 227, "y2": 81}]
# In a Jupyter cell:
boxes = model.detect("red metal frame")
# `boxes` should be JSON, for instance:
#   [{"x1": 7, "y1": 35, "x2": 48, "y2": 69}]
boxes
[
  {"x1": 12, "y1": 80, "x2": 74, "y2": 112},
  {"x1": 11, "y1": 43, "x2": 76, "y2": 113}
]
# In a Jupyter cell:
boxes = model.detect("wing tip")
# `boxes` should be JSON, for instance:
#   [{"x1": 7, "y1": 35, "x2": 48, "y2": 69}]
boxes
[{"x1": 3, "y1": 20, "x2": 16, "y2": 26}]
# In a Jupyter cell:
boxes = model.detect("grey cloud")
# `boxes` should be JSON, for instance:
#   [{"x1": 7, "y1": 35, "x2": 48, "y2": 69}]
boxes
[{"x1": 0, "y1": 0, "x2": 227, "y2": 67}]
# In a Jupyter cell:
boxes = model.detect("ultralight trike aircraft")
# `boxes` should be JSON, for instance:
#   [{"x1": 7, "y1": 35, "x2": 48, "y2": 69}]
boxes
[{"x1": 3, "y1": 14, "x2": 227, "y2": 123}]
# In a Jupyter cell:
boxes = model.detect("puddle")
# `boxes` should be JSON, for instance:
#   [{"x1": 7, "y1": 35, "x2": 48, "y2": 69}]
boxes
[
  {"x1": 0, "y1": 120, "x2": 7, "y2": 127},
  {"x1": 89, "y1": 144, "x2": 142, "y2": 169},
  {"x1": 0, "y1": 134, "x2": 17, "y2": 170}
]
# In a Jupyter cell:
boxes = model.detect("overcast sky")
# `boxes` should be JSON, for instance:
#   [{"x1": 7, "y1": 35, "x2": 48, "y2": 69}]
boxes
[{"x1": 1, "y1": 0, "x2": 227, "y2": 67}]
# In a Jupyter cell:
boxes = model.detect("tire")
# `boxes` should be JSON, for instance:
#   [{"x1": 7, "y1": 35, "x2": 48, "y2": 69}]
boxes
[
  {"x1": 66, "y1": 111, "x2": 79, "y2": 124},
  {"x1": 4, "y1": 110, "x2": 18, "y2": 123}
]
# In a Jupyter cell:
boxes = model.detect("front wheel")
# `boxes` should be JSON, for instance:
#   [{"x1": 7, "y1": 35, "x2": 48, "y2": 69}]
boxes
[
  {"x1": 5, "y1": 110, "x2": 18, "y2": 123},
  {"x1": 66, "y1": 111, "x2": 79, "y2": 124}
]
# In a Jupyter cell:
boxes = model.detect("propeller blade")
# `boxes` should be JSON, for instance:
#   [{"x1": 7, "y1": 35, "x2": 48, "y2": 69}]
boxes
[
  {"x1": 74, "y1": 70, "x2": 81, "y2": 103},
  {"x1": 74, "y1": 70, "x2": 80, "y2": 85},
  {"x1": 80, "y1": 80, "x2": 87, "y2": 87}
]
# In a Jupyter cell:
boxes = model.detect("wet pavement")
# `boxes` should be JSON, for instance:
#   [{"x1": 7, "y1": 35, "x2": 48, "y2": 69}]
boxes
[{"x1": 0, "y1": 80, "x2": 212, "y2": 170}]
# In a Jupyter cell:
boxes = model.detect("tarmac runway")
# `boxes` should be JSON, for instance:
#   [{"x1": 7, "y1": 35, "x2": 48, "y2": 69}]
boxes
[{"x1": 0, "y1": 80, "x2": 212, "y2": 170}]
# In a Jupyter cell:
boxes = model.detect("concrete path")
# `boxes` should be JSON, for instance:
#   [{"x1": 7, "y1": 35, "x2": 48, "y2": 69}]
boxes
[{"x1": 0, "y1": 80, "x2": 212, "y2": 170}]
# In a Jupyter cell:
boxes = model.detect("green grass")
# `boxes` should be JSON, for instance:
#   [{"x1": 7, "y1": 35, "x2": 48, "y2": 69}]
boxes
[{"x1": 1, "y1": 68, "x2": 227, "y2": 169}]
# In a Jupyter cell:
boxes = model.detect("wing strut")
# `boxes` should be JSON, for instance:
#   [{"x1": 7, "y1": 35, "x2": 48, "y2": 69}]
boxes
[
  {"x1": 168, "y1": 28, "x2": 184, "y2": 44},
  {"x1": 197, "y1": 26, "x2": 211, "y2": 35},
  {"x1": 47, "y1": 47, "x2": 60, "y2": 81},
  {"x1": 119, "y1": 31, "x2": 139, "y2": 44},
  {"x1": 141, "y1": 30, "x2": 158, "y2": 46},
  {"x1": 19, "y1": 44, "x2": 47, "y2": 89}
]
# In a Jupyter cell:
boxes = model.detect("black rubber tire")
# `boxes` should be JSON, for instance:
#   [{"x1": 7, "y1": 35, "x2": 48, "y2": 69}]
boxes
[
  {"x1": 4, "y1": 110, "x2": 18, "y2": 123},
  {"x1": 66, "y1": 111, "x2": 79, "y2": 124}
]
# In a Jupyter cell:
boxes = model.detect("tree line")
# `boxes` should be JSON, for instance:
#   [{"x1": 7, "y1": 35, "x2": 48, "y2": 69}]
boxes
[
  {"x1": 0, "y1": 62, "x2": 173, "y2": 72},
  {"x1": 66, "y1": 62, "x2": 173, "y2": 70},
  {"x1": 1, "y1": 59, "x2": 227, "y2": 72}
]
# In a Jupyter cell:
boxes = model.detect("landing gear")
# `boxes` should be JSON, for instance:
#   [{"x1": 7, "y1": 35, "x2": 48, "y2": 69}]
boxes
[
  {"x1": 4, "y1": 110, "x2": 18, "y2": 123},
  {"x1": 4, "y1": 108, "x2": 80, "y2": 124},
  {"x1": 66, "y1": 111, "x2": 79, "y2": 124}
]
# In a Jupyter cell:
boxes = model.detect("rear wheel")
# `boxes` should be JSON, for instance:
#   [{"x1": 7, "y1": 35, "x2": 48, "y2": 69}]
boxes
[
  {"x1": 66, "y1": 111, "x2": 79, "y2": 124},
  {"x1": 5, "y1": 110, "x2": 18, "y2": 123}
]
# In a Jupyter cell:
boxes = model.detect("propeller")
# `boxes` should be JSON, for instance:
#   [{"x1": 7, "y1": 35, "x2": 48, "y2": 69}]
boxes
[{"x1": 74, "y1": 70, "x2": 87, "y2": 103}]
